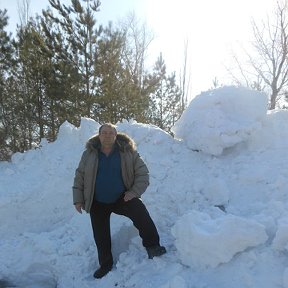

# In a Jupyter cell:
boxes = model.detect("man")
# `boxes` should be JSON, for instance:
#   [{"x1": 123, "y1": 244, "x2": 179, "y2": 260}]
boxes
[{"x1": 73, "y1": 123, "x2": 166, "y2": 279}]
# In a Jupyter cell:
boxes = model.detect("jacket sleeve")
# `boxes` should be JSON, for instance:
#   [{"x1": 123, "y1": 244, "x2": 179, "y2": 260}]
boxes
[
  {"x1": 127, "y1": 151, "x2": 149, "y2": 198},
  {"x1": 72, "y1": 150, "x2": 88, "y2": 204}
]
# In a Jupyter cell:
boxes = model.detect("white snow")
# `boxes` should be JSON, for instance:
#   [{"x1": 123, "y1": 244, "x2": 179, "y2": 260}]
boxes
[
  {"x1": 172, "y1": 86, "x2": 268, "y2": 155},
  {"x1": 1, "y1": 85, "x2": 288, "y2": 288},
  {"x1": 172, "y1": 210, "x2": 268, "y2": 268}
]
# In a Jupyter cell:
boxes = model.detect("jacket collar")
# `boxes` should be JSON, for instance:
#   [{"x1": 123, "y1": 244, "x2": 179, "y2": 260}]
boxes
[{"x1": 86, "y1": 132, "x2": 136, "y2": 152}]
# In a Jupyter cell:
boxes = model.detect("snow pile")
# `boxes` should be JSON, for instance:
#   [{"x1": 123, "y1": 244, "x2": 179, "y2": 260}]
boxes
[{"x1": 1, "y1": 85, "x2": 288, "y2": 288}]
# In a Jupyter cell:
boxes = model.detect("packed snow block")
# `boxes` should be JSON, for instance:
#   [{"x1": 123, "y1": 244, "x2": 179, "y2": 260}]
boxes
[
  {"x1": 172, "y1": 86, "x2": 268, "y2": 155},
  {"x1": 171, "y1": 210, "x2": 268, "y2": 268}
]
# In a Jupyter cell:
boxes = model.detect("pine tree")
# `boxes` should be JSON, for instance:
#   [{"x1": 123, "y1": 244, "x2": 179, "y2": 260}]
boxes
[
  {"x1": 42, "y1": 0, "x2": 102, "y2": 117},
  {"x1": 146, "y1": 54, "x2": 183, "y2": 133},
  {"x1": 0, "y1": 9, "x2": 16, "y2": 159}
]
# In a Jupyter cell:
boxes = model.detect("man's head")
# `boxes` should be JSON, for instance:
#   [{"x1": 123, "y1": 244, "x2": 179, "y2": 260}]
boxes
[{"x1": 98, "y1": 123, "x2": 117, "y2": 148}]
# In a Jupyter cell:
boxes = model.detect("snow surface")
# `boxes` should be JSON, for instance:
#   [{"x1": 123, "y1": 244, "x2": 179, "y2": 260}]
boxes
[{"x1": 1, "y1": 85, "x2": 288, "y2": 287}]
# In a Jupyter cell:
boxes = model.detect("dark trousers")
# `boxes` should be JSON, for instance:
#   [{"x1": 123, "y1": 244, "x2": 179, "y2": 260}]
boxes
[{"x1": 90, "y1": 197, "x2": 160, "y2": 268}]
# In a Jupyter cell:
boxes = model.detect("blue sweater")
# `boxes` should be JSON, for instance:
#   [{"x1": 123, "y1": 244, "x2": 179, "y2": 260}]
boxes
[{"x1": 94, "y1": 147, "x2": 126, "y2": 203}]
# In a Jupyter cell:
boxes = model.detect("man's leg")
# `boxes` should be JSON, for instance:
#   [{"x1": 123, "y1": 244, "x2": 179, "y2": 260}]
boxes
[
  {"x1": 90, "y1": 201, "x2": 113, "y2": 274},
  {"x1": 113, "y1": 198, "x2": 160, "y2": 247}
]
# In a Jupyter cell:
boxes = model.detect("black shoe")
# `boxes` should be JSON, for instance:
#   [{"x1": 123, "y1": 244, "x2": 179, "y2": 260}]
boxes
[
  {"x1": 93, "y1": 265, "x2": 112, "y2": 279},
  {"x1": 146, "y1": 245, "x2": 167, "y2": 259}
]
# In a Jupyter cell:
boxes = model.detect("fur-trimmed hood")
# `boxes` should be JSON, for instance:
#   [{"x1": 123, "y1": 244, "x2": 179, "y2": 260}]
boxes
[{"x1": 86, "y1": 132, "x2": 136, "y2": 152}]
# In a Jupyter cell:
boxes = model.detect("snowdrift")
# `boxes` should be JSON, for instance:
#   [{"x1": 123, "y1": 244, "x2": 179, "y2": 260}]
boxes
[{"x1": 1, "y1": 86, "x2": 288, "y2": 288}]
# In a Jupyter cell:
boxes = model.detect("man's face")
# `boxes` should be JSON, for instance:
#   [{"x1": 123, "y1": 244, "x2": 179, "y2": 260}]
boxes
[{"x1": 99, "y1": 126, "x2": 117, "y2": 147}]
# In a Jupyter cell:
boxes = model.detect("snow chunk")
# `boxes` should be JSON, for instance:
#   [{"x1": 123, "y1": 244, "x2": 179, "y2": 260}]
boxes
[
  {"x1": 172, "y1": 86, "x2": 268, "y2": 155},
  {"x1": 171, "y1": 210, "x2": 268, "y2": 268},
  {"x1": 248, "y1": 109, "x2": 288, "y2": 151},
  {"x1": 56, "y1": 117, "x2": 99, "y2": 145}
]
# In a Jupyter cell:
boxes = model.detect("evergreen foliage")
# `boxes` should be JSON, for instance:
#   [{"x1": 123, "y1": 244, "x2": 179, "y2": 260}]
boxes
[{"x1": 0, "y1": 1, "x2": 185, "y2": 160}]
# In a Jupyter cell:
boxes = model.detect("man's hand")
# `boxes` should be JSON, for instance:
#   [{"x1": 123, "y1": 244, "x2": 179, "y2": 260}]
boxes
[
  {"x1": 74, "y1": 203, "x2": 84, "y2": 214},
  {"x1": 124, "y1": 192, "x2": 136, "y2": 202}
]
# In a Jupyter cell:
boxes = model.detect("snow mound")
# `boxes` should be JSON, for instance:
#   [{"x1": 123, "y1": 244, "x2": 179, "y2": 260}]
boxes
[
  {"x1": 172, "y1": 86, "x2": 268, "y2": 155},
  {"x1": 172, "y1": 210, "x2": 268, "y2": 268}
]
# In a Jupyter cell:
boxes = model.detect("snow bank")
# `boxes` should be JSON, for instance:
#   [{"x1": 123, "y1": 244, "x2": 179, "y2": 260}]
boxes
[{"x1": 2, "y1": 86, "x2": 288, "y2": 288}]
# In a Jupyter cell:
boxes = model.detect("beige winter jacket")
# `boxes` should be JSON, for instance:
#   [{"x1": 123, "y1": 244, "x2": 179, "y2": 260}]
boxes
[{"x1": 72, "y1": 132, "x2": 149, "y2": 213}]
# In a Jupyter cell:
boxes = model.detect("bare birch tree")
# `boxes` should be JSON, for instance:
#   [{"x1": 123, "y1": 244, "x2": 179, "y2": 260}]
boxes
[{"x1": 227, "y1": 1, "x2": 288, "y2": 109}]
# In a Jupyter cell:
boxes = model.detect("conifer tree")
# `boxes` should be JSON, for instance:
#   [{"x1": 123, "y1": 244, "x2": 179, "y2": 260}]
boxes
[
  {"x1": 0, "y1": 9, "x2": 16, "y2": 159},
  {"x1": 146, "y1": 54, "x2": 182, "y2": 132},
  {"x1": 42, "y1": 0, "x2": 102, "y2": 118}
]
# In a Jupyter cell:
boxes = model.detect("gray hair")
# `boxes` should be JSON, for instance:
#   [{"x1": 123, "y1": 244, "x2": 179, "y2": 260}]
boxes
[{"x1": 98, "y1": 123, "x2": 117, "y2": 134}]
